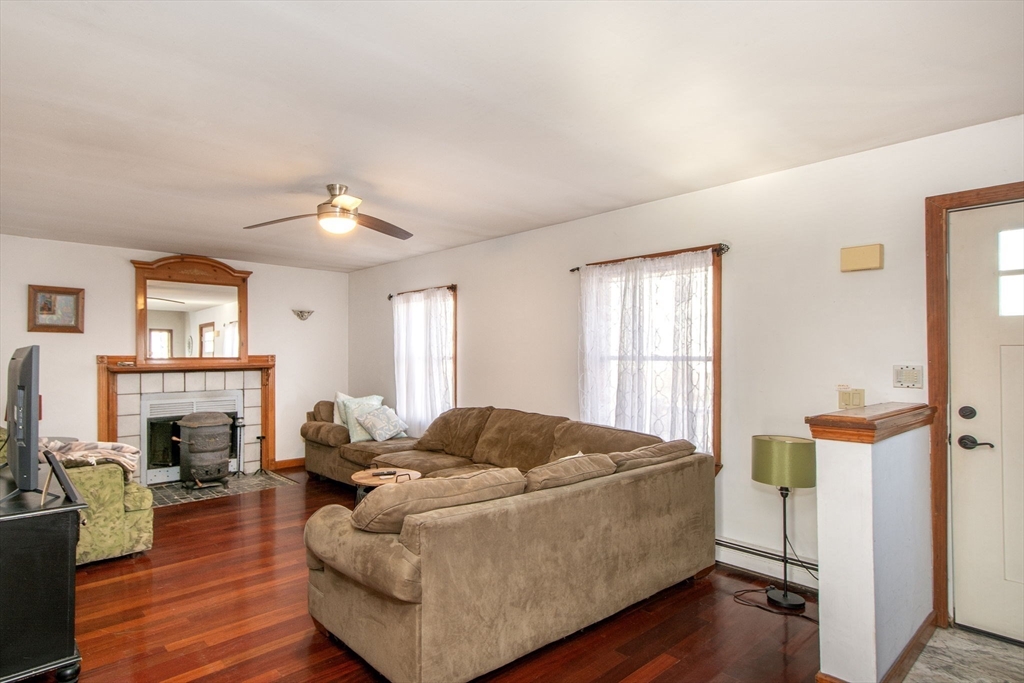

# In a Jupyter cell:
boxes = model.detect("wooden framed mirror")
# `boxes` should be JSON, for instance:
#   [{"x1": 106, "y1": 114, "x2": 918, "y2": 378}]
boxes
[{"x1": 132, "y1": 255, "x2": 251, "y2": 366}]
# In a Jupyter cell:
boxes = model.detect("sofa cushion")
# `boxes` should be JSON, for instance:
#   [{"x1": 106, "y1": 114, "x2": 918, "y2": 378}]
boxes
[
  {"x1": 301, "y1": 421, "x2": 351, "y2": 448},
  {"x1": 607, "y1": 440, "x2": 698, "y2": 472},
  {"x1": 472, "y1": 409, "x2": 570, "y2": 471},
  {"x1": 350, "y1": 467, "x2": 526, "y2": 534},
  {"x1": 414, "y1": 407, "x2": 495, "y2": 459},
  {"x1": 550, "y1": 421, "x2": 663, "y2": 461},
  {"x1": 340, "y1": 438, "x2": 419, "y2": 467},
  {"x1": 373, "y1": 450, "x2": 473, "y2": 476},
  {"x1": 343, "y1": 396, "x2": 384, "y2": 443},
  {"x1": 524, "y1": 453, "x2": 617, "y2": 493},
  {"x1": 424, "y1": 463, "x2": 498, "y2": 479}
]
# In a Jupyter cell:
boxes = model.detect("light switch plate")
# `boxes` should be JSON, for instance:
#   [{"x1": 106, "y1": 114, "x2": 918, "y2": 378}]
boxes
[
  {"x1": 893, "y1": 365, "x2": 924, "y2": 388},
  {"x1": 839, "y1": 388, "x2": 865, "y2": 409}
]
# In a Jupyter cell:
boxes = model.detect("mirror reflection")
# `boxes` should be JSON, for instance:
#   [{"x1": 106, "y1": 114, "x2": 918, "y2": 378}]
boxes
[{"x1": 146, "y1": 282, "x2": 239, "y2": 359}]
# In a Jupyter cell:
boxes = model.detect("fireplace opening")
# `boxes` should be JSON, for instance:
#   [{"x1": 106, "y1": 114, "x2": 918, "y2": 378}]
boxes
[{"x1": 145, "y1": 412, "x2": 241, "y2": 485}]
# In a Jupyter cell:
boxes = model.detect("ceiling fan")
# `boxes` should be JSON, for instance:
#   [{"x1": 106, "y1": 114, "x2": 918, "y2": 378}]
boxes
[{"x1": 242, "y1": 184, "x2": 412, "y2": 240}]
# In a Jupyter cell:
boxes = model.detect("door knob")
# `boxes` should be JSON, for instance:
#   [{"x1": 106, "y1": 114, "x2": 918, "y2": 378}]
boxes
[{"x1": 958, "y1": 435, "x2": 995, "y2": 450}]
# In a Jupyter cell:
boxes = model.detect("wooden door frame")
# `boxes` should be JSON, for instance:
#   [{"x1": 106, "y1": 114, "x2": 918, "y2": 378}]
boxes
[{"x1": 925, "y1": 181, "x2": 1024, "y2": 628}]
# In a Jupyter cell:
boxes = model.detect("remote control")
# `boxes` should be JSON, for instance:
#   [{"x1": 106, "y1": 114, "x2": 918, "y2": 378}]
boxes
[{"x1": 372, "y1": 470, "x2": 397, "y2": 477}]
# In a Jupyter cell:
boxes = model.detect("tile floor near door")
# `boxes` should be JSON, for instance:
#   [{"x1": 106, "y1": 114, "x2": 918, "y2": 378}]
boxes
[{"x1": 906, "y1": 626, "x2": 1024, "y2": 683}]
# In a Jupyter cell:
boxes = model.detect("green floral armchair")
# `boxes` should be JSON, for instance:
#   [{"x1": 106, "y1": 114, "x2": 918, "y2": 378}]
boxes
[{"x1": 1, "y1": 428, "x2": 154, "y2": 564}]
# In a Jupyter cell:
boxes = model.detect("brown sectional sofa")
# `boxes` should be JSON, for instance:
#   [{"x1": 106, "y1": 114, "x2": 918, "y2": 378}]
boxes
[
  {"x1": 301, "y1": 400, "x2": 418, "y2": 485},
  {"x1": 303, "y1": 406, "x2": 716, "y2": 683}
]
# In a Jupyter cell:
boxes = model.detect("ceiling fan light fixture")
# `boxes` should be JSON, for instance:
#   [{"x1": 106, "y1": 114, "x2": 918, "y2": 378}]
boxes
[{"x1": 317, "y1": 205, "x2": 357, "y2": 234}]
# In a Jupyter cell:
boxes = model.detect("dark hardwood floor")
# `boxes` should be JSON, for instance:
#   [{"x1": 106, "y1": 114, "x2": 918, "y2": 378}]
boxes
[{"x1": 33, "y1": 469, "x2": 819, "y2": 683}]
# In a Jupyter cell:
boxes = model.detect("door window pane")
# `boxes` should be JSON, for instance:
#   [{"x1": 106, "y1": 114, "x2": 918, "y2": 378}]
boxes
[
  {"x1": 1000, "y1": 274, "x2": 1024, "y2": 317},
  {"x1": 999, "y1": 228, "x2": 1024, "y2": 271}
]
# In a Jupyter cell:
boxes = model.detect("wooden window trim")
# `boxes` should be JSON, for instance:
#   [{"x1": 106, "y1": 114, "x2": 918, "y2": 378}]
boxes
[
  {"x1": 924, "y1": 181, "x2": 1024, "y2": 628},
  {"x1": 198, "y1": 322, "x2": 215, "y2": 358}
]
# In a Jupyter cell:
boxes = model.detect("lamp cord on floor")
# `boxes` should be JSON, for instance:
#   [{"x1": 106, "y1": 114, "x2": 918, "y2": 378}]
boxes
[{"x1": 733, "y1": 587, "x2": 819, "y2": 624}]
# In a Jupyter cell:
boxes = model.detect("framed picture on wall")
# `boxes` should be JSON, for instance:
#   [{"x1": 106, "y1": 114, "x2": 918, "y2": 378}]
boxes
[{"x1": 28, "y1": 285, "x2": 85, "y2": 333}]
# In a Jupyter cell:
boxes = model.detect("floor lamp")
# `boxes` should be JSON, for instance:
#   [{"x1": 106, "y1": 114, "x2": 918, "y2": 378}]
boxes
[{"x1": 751, "y1": 434, "x2": 816, "y2": 609}]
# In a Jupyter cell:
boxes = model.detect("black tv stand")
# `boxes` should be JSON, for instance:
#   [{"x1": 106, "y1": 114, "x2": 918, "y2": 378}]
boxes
[{"x1": 0, "y1": 454, "x2": 87, "y2": 683}]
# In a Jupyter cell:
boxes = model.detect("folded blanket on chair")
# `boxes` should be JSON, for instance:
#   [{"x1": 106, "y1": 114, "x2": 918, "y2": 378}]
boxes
[{"x1": 39, "y1": 438, "x2": 140, "y2": 481}]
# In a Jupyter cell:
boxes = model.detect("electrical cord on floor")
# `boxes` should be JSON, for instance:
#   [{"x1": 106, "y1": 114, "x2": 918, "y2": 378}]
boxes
[
  {"x1": 785, "y1": 535, "x2": 819, "y2": 581},
  {"x1": 733, "y1": 587, "x2": 819, "y2": 624}
]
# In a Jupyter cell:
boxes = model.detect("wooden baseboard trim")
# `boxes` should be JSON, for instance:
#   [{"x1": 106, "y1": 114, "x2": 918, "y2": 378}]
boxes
[
  {"x1": 815, "y1": 672, "x2": 847, "y2": 683},
  {"x1": 880, "y1": 610, "x2": 937, "y2": 683},
  {"x1": 270, "y1": 458, "x2": 305, "y2": 471}
]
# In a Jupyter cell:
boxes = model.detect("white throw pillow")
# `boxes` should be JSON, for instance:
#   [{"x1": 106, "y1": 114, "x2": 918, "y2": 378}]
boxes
[
  {"x1": 333, "y1": 391, "x2": 353, "y2": 426},
  {"x1": 342, "y1": 395, "x2": 384, "y2": 443},
  {"x1": 357, "y1": 406, "x2": 409, "y2": 442}
]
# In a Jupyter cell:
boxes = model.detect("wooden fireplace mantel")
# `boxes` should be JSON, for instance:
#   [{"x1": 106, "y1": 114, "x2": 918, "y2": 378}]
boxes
[{"x1": 96, "y1": 355, "x2": 277, "y2": 469}]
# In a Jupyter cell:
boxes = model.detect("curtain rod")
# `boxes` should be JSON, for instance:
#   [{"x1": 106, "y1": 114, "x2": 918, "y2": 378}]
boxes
[
  {"x1": 387, "y1": 284, "x2": 457, "y2": 301},
  {"x1": 568, "y1": 242, "x2": 729, "y2": 272}
]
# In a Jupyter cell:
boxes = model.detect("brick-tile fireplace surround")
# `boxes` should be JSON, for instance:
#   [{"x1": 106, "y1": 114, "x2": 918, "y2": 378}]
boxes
[{"x1": 96, "y1": 355, "x2": 277, "y2": 478}]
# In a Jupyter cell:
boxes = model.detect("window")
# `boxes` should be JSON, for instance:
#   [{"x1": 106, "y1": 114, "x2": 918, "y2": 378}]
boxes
[
  {"x1": 392, "y1": 285, "x2": 456, "y2": 436},
  {"x1": 199, "y1": 322, "x2": 215, "y2": 357},
  {"x1": 148, "y1": 329, "x2": 172, "y2": 359},
  {"x1": 999, "y1": 228, "x2": 1023, "y2": 316},
  {"x1": 579, "y1": 246, "x2": 722, "y2": 465}
]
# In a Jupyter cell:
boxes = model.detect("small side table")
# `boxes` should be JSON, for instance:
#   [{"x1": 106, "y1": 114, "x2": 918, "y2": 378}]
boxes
[{"x1": 351, "y1": 467, "x2": 421, "y2": 504}]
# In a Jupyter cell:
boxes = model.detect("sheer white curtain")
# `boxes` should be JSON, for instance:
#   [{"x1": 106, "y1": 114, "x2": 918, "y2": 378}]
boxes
[
  {"x1": 393, "y1": 286, "x2": 455, "y2": 436},
  {"x1": 579, "y1": 249, "x2": 713, "y2": 452}
]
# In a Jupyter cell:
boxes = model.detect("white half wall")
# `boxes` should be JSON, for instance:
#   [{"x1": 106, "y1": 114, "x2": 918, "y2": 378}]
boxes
[
  {"x1": 348, "y1": 115, "x2": 1024, "y2": 578},
  {"x1": 0, "y1": 234, "x2": 349, "y2": 463}
]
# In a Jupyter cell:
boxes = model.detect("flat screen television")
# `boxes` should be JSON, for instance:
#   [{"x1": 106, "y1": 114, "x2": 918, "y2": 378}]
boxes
[{"x1": 6, "y1": 345, "x2": 40, "y2": 492}]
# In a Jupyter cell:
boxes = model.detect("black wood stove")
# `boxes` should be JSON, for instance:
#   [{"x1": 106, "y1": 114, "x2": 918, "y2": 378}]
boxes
[{"x1": 177, "y1": 411, "x2": 232, "y2": 488}]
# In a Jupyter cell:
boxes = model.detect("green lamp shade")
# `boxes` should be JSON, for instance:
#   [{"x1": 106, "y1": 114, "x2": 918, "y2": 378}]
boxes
[{"x1": 751, "y1": 435, "x2": 816, "y2": 489}]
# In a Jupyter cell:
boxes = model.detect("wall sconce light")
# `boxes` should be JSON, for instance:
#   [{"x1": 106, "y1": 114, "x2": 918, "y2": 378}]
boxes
[{"x1": 292, "y1": 310, "x2": 314, "y2": 321}]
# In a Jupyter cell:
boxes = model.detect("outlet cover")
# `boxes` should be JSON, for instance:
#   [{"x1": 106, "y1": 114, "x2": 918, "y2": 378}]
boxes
[
  {"x1": 839, "y1": 388, "x2": 865, "y2": 410},
  {"x1": 894, "y1": 365, "x2": 924, "y2": 388}
]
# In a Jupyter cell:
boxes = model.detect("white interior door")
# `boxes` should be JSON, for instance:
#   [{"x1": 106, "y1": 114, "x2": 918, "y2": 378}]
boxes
[{"x1": 949, "y1": 201, "x2": 1024, "y2": 642}]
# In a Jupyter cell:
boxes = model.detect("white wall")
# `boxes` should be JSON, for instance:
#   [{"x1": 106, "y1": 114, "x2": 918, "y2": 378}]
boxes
[
  {"x1": 872, "y1": 428, "x2": 933, "y2": 678},
  {"x1": 348, "y1": 116, "x2": 1024, "y2": 578},
  {"x1": 0, "y1": 235, "x2": 349, "y2": 462}
]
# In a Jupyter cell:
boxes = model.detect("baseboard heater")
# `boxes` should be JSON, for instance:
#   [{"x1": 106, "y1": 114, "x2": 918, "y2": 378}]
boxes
[{"x1": 715, "y1": 538, "x2": 819, "y2": 573}]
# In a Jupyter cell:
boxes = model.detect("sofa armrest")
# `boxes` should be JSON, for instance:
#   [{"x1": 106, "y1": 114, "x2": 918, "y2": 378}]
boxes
[
  {"x1": 123, "y1": 481, "x2": 153, "y2": 512},
  {"x1": 304, "y1": 504, "x2": 422, "y2": 603},
  {"x1": 300, "y1": 421, "x2": 351, "y2": 447}
]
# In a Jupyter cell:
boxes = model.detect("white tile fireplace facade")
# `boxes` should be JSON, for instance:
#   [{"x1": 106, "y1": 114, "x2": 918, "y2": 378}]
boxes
[{"x1": 115, "y1": 370, "x2": 264, "y2": 480}]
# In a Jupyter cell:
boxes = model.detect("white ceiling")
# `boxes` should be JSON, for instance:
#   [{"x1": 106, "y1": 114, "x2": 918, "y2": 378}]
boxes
[{"x1": 1, "y1": 1, "x2": 1021, "y2": 273}]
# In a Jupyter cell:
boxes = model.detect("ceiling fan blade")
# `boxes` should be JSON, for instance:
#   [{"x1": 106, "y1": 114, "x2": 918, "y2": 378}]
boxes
[
  {"x1": 331, "y1": 194, "x2": 363, "y2": 211},
  {"x1": 241, "y1": 213, "x2": 317, "y2": 229},
  {"x1": 357, "y1": 213, "x2": 413, "y2": 240}
]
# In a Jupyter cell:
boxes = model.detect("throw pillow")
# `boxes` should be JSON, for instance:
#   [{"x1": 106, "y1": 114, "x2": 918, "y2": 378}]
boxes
[
  {"x1": 524, "y1": 452, "x2": 616, "y2": 492},
  {"x1": 351, "y1": 467, "x2": 526, "y2": 534},
  {"x1": 342, "y1": 395, "x2": 384, "y2": 443},
  {"x1": 333, "y1": 391, "x2": 353, "y2": 426},
  {"x1": 357, "y1": 406, "x2": 409, "y2": 442}
]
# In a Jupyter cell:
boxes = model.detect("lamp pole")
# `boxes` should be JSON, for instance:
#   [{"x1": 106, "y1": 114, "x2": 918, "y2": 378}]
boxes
[{"x1": 767, "y1": 486, "x2": 805, "y2": 609}]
